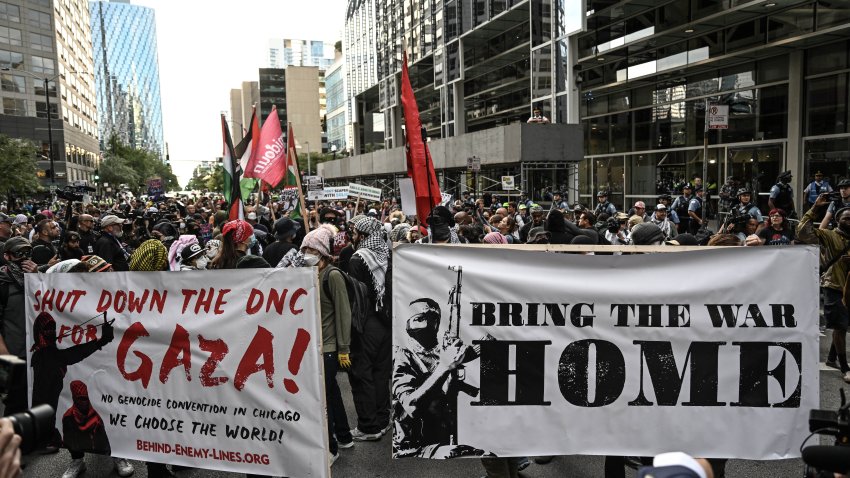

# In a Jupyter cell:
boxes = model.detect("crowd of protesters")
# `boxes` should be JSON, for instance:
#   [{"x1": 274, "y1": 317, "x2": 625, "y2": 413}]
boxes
[{"x1": 0, "y1": 166, "x2": 843, "y2": 478}]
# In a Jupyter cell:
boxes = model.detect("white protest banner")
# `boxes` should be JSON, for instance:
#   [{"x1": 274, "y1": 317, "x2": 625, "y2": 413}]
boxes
[
  {"x1": 348, "y1": 183, "x2": 382, "y2": 201},
  {"x1": 26, "y1": 269, "x2": 328, "y2": 477},
  {"x1": 398, "y1": 178, "x2": 417, "y2": 216},
  {"x1": 391, "y1": 245, "x2": 818, "y2": 460},
  {"x1": 307, "y1": 186, "x2": 349, "y2": 201}
]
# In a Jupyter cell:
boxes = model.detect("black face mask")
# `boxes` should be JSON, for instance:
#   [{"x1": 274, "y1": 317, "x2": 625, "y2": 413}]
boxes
[{"x1": 406, "y1": 315, "x2": 439, "y2": 349}]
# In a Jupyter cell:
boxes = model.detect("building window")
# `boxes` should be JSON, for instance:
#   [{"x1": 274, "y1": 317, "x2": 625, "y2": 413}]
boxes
[
  {"x1": 28, "y1": 32, "x2": 52, "y2": 52},
  {"x1": 0, "y1": 49, "x2": 22, "y2": 70},
  {"x1": 0, "y1": 2, "x2": 20, "y2": 23},
  {"x1": 0, "y1": 26, "x2": 21, "y2": 46},
  {"x1": 3, "y1": 97, "x2": 25, "y2": 115},
  {"x1": 30, "y1": 55, "x2": 54, "y2": 74},
  {"x1": 35, "y1": 101, "x2": 57, "y2": 119},
  {"x1": 0, "y1": 73, "x2": 24, "y2": 93},
  {"x1": 27, "y1": 9, "x2": 51, "y2": 30}
]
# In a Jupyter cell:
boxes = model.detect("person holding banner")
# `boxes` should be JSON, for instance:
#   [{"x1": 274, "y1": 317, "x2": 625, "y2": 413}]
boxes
[
  {"x1": 348, "y1": 217, "x2": 393, "y2": 441},
  {"x1": 798, "y1": 193, "x2": 850, "y2": 382},
  {"x1": 300, "y1": 225, "x2": 354, "y2": 462}
]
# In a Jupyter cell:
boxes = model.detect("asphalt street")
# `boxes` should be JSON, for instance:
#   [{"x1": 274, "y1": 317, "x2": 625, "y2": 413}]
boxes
[{"x1": 19, "y1": 334, "x2": 840, "y2": 478}]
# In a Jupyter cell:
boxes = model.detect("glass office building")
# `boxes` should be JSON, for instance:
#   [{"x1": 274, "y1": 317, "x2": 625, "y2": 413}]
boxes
[
  {"x1": 576, "y1": 0, "x2": 850, "y2": 213},
  {"x1": 90, "y1": 0, "x2": 164, "y2": 159},
  {"x1": 0, "y1": 0, "x2": 100, "y2": 187}
]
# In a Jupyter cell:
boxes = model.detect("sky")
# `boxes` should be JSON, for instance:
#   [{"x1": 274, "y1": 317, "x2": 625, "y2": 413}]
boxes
[{"x1": 132, "y1": 0, "x2": 348, "y2": 187}]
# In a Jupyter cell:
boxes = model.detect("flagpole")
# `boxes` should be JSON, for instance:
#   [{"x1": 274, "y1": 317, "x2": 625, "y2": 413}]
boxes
[
  {"x1": 288, "y1": 122, "x2": 311, "y2": 233},
  {"x1": 421, "y1": 126, "x2": 435, "y2": 219}
]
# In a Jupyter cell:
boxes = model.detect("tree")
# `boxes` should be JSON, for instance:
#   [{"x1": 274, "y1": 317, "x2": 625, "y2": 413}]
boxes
[
  {"x1": 101, "y1": 134, "x2": 180, "y2": 194},
  {"x1": 205, "y1": 165, "x2": 225, "y2": 193},
  {"x1": 0, "y1": 135, "x2": 41, "y2": 202}
]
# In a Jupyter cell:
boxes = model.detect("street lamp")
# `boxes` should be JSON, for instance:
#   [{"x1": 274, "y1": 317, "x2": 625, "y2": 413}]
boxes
[{"x1": 2, "y1": 67, "x2": 90, "y2": 185}]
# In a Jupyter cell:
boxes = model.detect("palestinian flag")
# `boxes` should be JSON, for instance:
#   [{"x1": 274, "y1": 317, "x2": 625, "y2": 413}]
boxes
[
  {"x1": 285, "y1": 122, "x2": 304, "y2": 221},
  {"x1": 221, "y1": 114, "x2": 243, "y2": 220},
  {"x1": 235, "y1": 106, "x2": 260, "y2": 201}
]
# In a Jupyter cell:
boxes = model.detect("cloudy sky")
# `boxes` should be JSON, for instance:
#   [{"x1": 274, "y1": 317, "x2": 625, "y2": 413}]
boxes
[{"x1": 132, "y1": 0, "x2": 348, "y2": 186}]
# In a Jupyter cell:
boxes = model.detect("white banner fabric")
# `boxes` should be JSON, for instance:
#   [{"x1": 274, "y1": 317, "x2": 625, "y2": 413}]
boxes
[
  {"x1": 391, "y1": 245, "x2": 818, "y2": 460},
  {"x1": 25, "y1": 268, "x2": 328, "y2": 477},
  {"x1": 348, "y1": 183, "x2": 382, "y2": 201}
]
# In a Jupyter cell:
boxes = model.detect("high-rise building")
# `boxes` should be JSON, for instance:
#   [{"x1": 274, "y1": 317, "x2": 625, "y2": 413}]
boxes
[
  {"x1": 573, "y1": 0, "x2": 850, "y2": 214},
  {"x1": 257, "y1": 66, "x2": 322, "y2": 163},
  {"x1": 325, "y1": 50, "x2": 347, "y2": 153},
  {"x1": 0, "y1": 0, "x2": 100, "y2": 187},
  {"x1": 268, "y1": 38, "x2": 335, "y2": 70},
  {"x1": 90, "y1": 0, "x2": 164, "y2": 160},
  {"x1": 321, "y1": 0, "x2": 584, "y2": 199}
]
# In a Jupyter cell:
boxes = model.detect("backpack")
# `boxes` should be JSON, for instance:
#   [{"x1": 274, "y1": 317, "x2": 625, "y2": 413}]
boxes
[{"x1": 322, "y1": 265, "x2": 371, "y2": 334}]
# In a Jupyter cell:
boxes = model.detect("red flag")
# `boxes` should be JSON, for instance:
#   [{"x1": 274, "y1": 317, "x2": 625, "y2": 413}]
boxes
[
  {"x1": 245, "y1": 106, "x2": 287, "y2": 187},
  {"x1": 400, "y1": 49, "x2": 441, "y2": 224}
]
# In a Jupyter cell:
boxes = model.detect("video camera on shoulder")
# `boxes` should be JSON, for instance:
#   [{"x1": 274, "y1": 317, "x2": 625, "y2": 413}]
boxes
[
  {"x1": 56, "y1": 184, "x2": 96, "y2": 202},
  {"x1": 0, "y1": 355, "x2": 54, "y2": 454}
]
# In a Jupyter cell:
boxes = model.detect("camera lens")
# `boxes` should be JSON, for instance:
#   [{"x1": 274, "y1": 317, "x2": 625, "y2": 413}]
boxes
[{"x1": 7, "y1": 404, "x2": 54, "y2": 454}]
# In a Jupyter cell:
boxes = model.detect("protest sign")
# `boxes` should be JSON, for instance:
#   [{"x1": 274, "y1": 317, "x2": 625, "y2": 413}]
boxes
[
  {"x1": 348, "y1": 183, "x2": 382, "y2": 201},
  {"x1": 391, "y1": 245, "x2": 818, "y2": 460},
  {"x1": 26, "y1": 268, "x2": 328, "y2": 477},
  {"x1": 146, "y1": 177, "x2": 163, "y2": 201},
  {"x1": 398, "y1": 178, "x2": 417, "y2": 217},
  {"x1": 307, "y1": 186, "x2": 349, "y2": 201},
  {"x1": 500, "y1": 176, "x2": 515, "y2": 190},
  {"x1": 440, "y1": 192, "x2": 452, "y2": 206},
  {"x1": 279, "y1": 187, "x2": 300, "y2": 213}
]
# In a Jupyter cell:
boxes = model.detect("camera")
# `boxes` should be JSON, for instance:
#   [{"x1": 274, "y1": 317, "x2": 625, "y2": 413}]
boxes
[
  {"x1": 803, "y1": 389, "x2": 850, "y2": 476},
  {"x1": 55, "y1": 188, "x2": 84, "y2": 202},
  {"x1": 606, "y1": 217, "x2": 622, "y2": 234},
  {"x1": 0, "y1": 355, "x2": 54, "y2": 454},
  {"x1": 829, "y1": 191, "x2": 843, "y2": 203}
]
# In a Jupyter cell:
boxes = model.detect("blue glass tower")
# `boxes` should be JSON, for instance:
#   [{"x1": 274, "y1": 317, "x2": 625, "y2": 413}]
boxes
[{"x1": 90, "y1": 0, "x2": 164, "y2": 159}]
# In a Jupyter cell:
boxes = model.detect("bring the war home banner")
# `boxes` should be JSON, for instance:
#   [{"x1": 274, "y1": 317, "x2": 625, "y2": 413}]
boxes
[
  {"x1": 25, "y1": 268, "x2": 328, "y2": 477},
  {"x1": 391, "y1": 245, "x2": 818, "y2": 460}
]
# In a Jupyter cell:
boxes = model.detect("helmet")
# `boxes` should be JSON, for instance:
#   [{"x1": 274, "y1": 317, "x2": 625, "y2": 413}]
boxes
[
  {"x1": 736, "y1": 188, "x2": 752, "y2": 197},
  {"x1": 837, "y1": 179, "x2": 850, "y2": 188},
  {"x1": 597, "y1": 191, "x2": 608, "y2": 197}
]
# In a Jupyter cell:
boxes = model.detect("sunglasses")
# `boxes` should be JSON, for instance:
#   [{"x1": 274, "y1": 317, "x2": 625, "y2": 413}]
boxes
[{"x1": 10, "y1": 249, "x2": 31, "y2": 259}]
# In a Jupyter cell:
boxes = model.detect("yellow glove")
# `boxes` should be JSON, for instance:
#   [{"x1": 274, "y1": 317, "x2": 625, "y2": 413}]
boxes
[{"x1": 338, "y1": 353, "x2": 351, "y2": 369}]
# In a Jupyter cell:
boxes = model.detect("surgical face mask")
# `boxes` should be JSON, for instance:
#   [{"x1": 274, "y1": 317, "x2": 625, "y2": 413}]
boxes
[
  {"x1": 302, "y1": 253, "x2": 320, "y2": 267},
  {"x1": 195, "y1": 256, "x2": 208, "y2": 270},
  {"x1": 248, "y1": 235, "x2": 257, "y2": 250},
  {"x1": 179, "y1": 222, "x2": 186, "y2": 230}
]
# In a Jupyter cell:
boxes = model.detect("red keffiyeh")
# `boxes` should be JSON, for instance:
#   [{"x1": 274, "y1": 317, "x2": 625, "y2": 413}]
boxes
[
  {"x1": 222, "y1": 219, "x2": 254, "y2": 244},
  {"x1": 64, "y1": 380, "x2": 102, "y2": 433}
]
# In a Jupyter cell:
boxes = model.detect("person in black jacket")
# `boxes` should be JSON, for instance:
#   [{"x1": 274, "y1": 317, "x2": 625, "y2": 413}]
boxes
[
  {"x1": 347, "y1": 216, "x2": 392, "y2": 441},
  {"x1": 31, "y1": 219, "x2": 59, "y2": 266},
  {"x1": 93, "y1": 215, "x2": 130, "y2": 272},
  {"x1": 76, "y1": 214, "x2": 99, "y2": 256}
]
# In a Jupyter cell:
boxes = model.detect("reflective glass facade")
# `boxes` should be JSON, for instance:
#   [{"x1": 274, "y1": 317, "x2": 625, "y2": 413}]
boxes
[
  {"x1": 577, "y1": 0, "x2": 850, "y2": 212},
  {"x1": 90, "y1": 0, "x2": 164, "y2": 159}
]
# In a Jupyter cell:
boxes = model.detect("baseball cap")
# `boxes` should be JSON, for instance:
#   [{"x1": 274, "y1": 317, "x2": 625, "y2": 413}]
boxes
[
  {"x1": 634, "y1": 201, "x2": 646, "y2": 209},
  {"x1": 0, "y1": 213, "x2": 11, "y2": 224},
  {"x1": 81, "y1": 255, "x2": 112, "y2": 272},
  {"x1": 13, "y1": 214, "x2": 27, "y2": 225},
  {"x1": 100, "y1": 215, "x2": 129, "y2": 228},
  {"x1": 638, "y1": 452, "x2": 707, "y2": 478},
  {"x1": 518, "y1": 204, "x2": 527, "y2": 210},
  {"x1": 656, "y1": 204, "x2": 667, "y2": 210},
  {"x1": 3, "y1": 236, "x2": 31, "y2": 254},
  {"x1": 180, "y1": 243, "x2": 204, "y2": 263}
]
